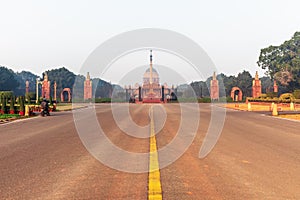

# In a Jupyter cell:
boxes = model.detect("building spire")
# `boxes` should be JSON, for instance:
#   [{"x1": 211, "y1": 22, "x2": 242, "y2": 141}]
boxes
[
  {"x1": 150, "y1": 50, "x2": 153, "y2": 85},
  {"x1": 87, "y1": 72, "x2": 90, "y2": 80}
]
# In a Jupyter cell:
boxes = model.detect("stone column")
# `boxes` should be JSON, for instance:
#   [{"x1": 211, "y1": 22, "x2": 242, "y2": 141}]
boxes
[
  {"x1": 36, "y1": 78, "x2": 39, "y2": 104},
  {"x1": 25, "y1": 80, "x2": 29, "y2": 94},
  {"x1": 273, "y1": 80, "x2": 278, "y2": 93},
  {"x1": 53, "y1": 81, "x2": 57, "y2": 101}
]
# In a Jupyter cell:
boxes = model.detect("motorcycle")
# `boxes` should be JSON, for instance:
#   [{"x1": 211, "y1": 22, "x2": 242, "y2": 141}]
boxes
[
  {"x1": 40, "y1": 100, "x2": 50, "y2": 117},
  {"x1": 41, "y1": 108, "x2": 50, "y2": 117}
]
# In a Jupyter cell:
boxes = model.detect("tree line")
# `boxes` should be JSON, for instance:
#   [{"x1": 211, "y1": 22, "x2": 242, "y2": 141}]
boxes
[
  {"x1": 190, "y1": 70, "x2": 276, "y2": 99},
  {"x1": 0, "y1": 66, "x2": 113, "y2": 100},
  {"x1": 0, "y1": 65, "x2": 293, "y2": 101},
  {"x1": 257, "y1": 31, "x2": 300, "y2": 92}
]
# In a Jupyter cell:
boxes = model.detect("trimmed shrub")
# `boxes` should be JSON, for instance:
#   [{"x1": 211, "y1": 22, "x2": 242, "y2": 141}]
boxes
[
  {"x1": 95, "y1": 98, "x2": 112, "y2": 103},
  {"x1": 293, "y1": 90, "x2": 300, "y2": 99},
  {"x1": 198, "y1": 97, "x2": 212, "y2": 103},
  {"x1": 1, "y1": 97, "x2": 7, "y2": 114},
  {"x1": 9, "y1": 96, "x2": 15, "y2": 114},
  {"x1": 0, "y1": 91, "x2": 13, "y2": 98},
  {"x1": 266, "y1": 92, "x2": 278, "y2": 98},
  {"x1": 279, "y1": 93, "x2": 295, "y2": 102},
  {"x1": 19, "y1": 96, "x2": 25, "y2": 116},
  {"x1": 258, "y1": 94, "x2": 268, "y2": 99}
]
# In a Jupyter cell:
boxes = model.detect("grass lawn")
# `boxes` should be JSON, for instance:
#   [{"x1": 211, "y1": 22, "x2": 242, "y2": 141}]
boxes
[
  {"x1": 278, "y1": 114, "x2": 300, "y2": 121},
  {"x1": 0, "y1": 114, "x2": 21, "y2": 123},
  {"x1": 225, "y1": 103, "x2": 300, "y2": 112},
  {"x1": 55, "y1": 103, "x2": 88, "y2": 111}
]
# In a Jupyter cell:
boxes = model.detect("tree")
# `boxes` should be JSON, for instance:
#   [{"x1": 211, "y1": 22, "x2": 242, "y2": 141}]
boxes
[
  {"x1": 190, "y1": 81, "x2": 209, "y2": 98},
  {"x1": 257, "y1": 32, "x2": 300, "y2": 91},
  {"x1": 45, "y1": 67, "x2": 76, "y2": 98},
  {"x1": 14, "y1": 71, "x2": 39, "y2": 96},
  {"x1": 93, "y1": 78, "x2": 113, "y2": 98},
  {"x1": 0, "y1": 66, "x2": 19, "y2": 91},
  {"x1": 236, "y1": 70, "x2": 252, "y2": 97},
  {"x1": 218, "y1": 74, "x2": 237, "y2": 97},
  {"x1": 260, "y1": 76, "x2": 273, "y2": 93}
]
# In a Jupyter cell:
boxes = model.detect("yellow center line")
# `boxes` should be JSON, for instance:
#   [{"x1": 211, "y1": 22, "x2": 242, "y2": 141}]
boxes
[{"x1": 148, "y1": 107, "x2": 163, "y2": 200}]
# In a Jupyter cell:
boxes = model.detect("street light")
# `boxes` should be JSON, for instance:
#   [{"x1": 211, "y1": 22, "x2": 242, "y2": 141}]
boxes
[{"x1": 36, "y1": 78, "x2": 42, "y2": 104}]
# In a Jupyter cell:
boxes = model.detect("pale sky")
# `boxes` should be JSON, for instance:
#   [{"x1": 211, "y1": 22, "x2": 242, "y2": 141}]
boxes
[{"x1": 0, "y1": 0, "x2": 300, "y2": 84}]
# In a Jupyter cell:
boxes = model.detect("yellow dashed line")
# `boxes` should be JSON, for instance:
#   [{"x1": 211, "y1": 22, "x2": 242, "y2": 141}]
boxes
[{"x1": 148, "y1": 107, "x2": 162, "y2": 200}]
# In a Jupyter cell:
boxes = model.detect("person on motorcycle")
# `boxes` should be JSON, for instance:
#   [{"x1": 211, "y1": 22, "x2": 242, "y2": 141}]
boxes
[{"x1": 41, "y1": 98, "x2": 50, "y2": 116}]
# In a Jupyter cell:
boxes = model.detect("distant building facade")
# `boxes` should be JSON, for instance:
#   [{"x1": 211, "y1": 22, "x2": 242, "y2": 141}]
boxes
[{"x1": 125, "y1": 50, "x2": 174, "y2": 103}]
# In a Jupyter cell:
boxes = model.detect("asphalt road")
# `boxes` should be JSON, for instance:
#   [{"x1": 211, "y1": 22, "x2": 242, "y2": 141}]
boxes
[{"x1": 0, "y1": 104, "x2": 300, "y2": 200}]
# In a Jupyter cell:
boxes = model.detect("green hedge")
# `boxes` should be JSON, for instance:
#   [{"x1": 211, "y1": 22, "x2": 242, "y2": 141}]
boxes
[
  {"x1": 0, "y1": 114, "x2": 20, "y2": 119},
  {"x1": 0, "y1": 91, "x2": 13, "y2": 98},
  {"x1": 293, "y1": 90, "x2": 300, "y2": 99},
  {"x1": 247, "y1": 93, "x2": 299, "y2": 103},
  {"x1": 198, "y1": 97, "x2": 212, "y2": 103}
]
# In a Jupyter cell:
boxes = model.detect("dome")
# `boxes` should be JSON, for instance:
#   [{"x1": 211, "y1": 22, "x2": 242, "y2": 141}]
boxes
[
  {"x1": 145, "y1": 68, "x2": 157, "y2": 73},
  {"x1": 143, "y1": 68, "x2": 160, "y2": 84}
]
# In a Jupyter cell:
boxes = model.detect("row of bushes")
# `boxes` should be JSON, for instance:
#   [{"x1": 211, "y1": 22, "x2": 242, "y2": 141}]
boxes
[
  {"x1": 247, "y1": 93, "x2": 300, "y2": 103},
  {"x1": 72, "y1": 97, "x2": 239, "y2": 103},
  {"x1": 0, "y1": 96, "x2": 25, "y2": 115}
]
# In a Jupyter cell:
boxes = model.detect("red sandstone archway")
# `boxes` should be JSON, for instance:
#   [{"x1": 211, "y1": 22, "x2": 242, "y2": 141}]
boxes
[
  {"x1": 60, "y1": 88, "x2": 71, "y2": 102},
  {"x1": 230, "y1": 87, "x2": 243, "y2": 101}
]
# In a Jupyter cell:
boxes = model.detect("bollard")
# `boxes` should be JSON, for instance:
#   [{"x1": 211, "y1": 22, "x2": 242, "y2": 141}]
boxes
[
  {"x1": 272, "y1": 104, "x2": 278, "y2": 116},
  {"x1": 290, "y1": 102, "x2": 295, "y2": 111},
  {"x1": 53, "y1": 103, "x2": 56, "y2": 111},
  {"x1": 25, "y1": 105, "x2": 29, "y2": 116},
  {"x1": 270, "y1": 102, "x2": 274, "y2": 111},
  {"x1": 247, "y1": 102, "x2": 252, "y2": 111}
]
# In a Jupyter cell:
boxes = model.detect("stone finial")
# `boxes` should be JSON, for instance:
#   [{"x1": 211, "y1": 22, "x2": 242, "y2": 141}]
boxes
[
  {"x1": 213, "y1": 71, "x2": 216, "y2": 80},
  {"x1": 255, "y1": 71, "x2": 259, "y2": 80},
  {"x1": 44, "y1": 72, "x2": 48, "y2": 81}
]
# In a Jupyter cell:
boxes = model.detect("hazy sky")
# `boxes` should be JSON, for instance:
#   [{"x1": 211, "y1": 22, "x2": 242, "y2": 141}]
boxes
[{"x1": 0, "y1": 0, "x2": 300, "y2": 84}]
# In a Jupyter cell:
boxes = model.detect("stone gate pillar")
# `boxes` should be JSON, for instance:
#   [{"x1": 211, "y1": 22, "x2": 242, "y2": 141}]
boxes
[
  {"x1": 42, "y1": 72, "x2": 50, "y2": 99},
  {"x1": 252, "y1": 71, "x2": 262, "y2": 98},
  {"x1": 84, "y1": 72, "x2": 92, "y2": 100},
  {"x1": 273, "y1": 80, "x2": 278, "y2": 93},
  {"x1": 210, "y1": 72, "x2": 219, "y2": 100}
]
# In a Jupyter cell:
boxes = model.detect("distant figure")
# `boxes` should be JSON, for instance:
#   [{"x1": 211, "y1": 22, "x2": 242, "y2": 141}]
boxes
[{"x1": 41, "y1": 98, "x2": 50, "y2": 116}]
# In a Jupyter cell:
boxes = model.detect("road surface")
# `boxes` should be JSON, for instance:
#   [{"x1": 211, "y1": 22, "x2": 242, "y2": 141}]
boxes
[{"x1": 0, "y1": 104, "x2": 300, "y2": 199}]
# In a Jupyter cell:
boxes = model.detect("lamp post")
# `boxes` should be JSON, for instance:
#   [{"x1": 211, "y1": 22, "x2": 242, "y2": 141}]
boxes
[
  {"x1": 36, "y1": 78, "x2": 42, "y2": 104},
  {"x1": 53, "y1": 81, "x2": 57, "y2": 101}
]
